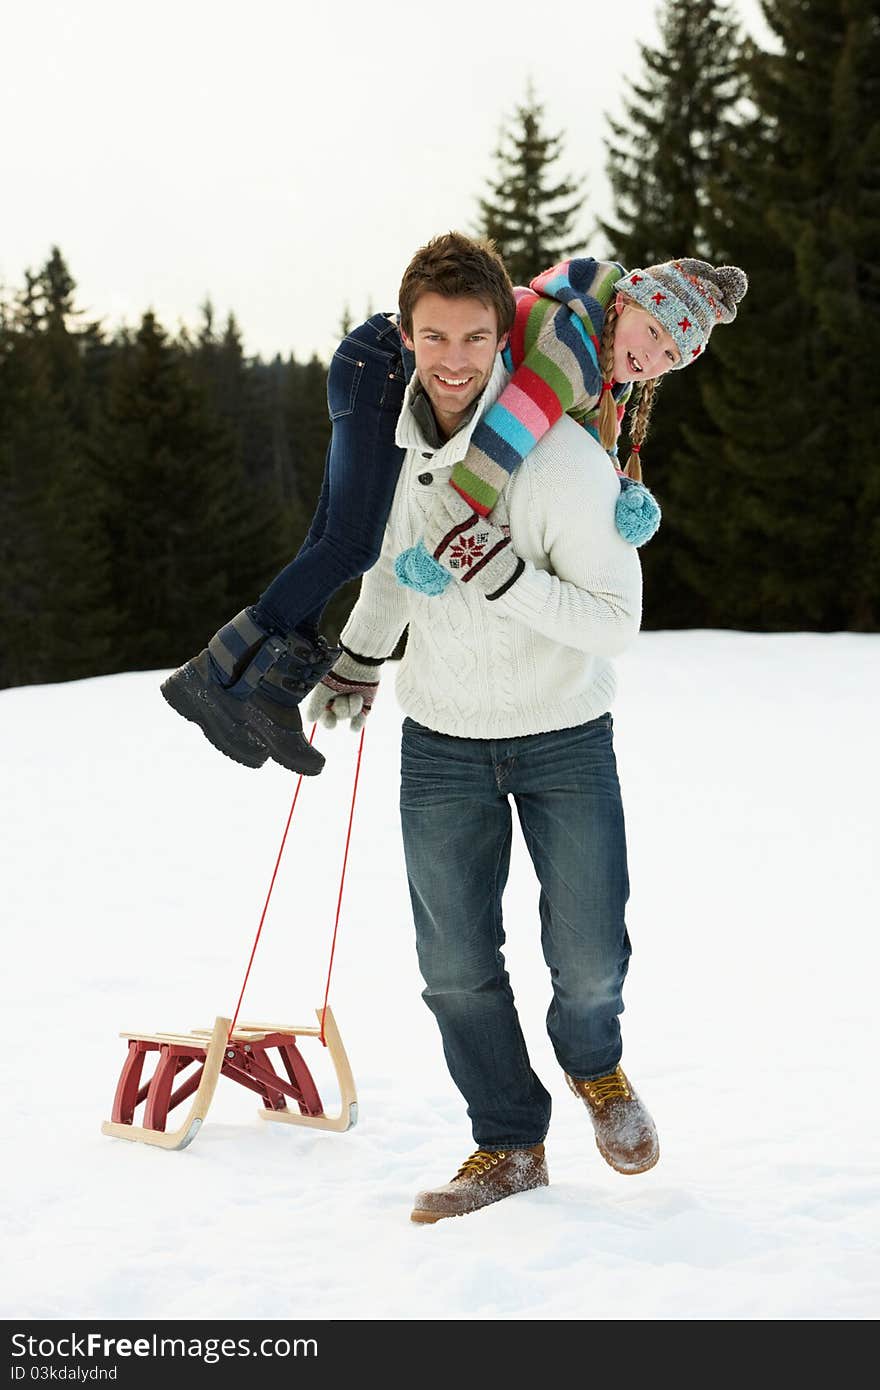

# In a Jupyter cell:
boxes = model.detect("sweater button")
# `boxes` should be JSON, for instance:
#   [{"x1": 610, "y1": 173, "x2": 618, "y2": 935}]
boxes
[{"x1": 418, "y1": 472, "x2": 433, "y2": 485}]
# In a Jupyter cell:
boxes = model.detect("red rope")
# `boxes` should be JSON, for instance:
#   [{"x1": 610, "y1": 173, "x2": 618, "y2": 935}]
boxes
[
  {"x1": 226, "y1": 723, "x2": 318, "y2": 1042},
  {"x1": 226, "y1": 721, "x2": 367, "y2": 1047},
  {"x1": 319, "y1": 725, "x2": 366, "y2": 1044}
]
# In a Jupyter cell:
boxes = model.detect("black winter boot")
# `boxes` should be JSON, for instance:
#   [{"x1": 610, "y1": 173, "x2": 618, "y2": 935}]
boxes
[{"x1": 161, "y1": 609, "x2": 340, "y2": 775}]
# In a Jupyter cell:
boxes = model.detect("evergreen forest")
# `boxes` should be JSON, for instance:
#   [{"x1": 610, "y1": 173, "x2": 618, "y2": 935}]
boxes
[{"x1": 2, "y1": 0, "x2": 877, "y2": 690}]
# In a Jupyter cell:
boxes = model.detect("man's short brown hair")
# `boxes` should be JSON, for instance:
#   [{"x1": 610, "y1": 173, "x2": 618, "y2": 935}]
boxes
[{"x1": 398, "y1": 231, "x2": 515, "y2": 338}]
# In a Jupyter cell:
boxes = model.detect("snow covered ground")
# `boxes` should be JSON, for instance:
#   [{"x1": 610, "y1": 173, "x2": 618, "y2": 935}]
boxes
[{"x1": 2, "y1": 630, "x2": 878, "y2": 1322}]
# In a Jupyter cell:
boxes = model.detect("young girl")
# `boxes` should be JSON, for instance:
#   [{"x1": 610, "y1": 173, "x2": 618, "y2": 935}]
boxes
[
  {"x1": 161, "y1": 247, "x2": 747, "y2": 776},
  {"x1": 393, "y1": 253, "x2": 747, "y2": 593}
]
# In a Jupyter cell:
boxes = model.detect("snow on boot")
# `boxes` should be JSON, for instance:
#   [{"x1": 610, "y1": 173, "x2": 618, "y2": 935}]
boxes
[
  {"x1": 565, "y1": 1065, "x2": 659, "y2": 1174},
  {"x1": 410, "y1": 1144, "x2": 548, "y2": 1224},
  {"x1": 161, "y1": 609, "x2": 340, "y2": 775}
]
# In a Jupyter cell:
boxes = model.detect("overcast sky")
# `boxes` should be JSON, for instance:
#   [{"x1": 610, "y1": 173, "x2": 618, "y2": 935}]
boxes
[{"x1": 4, "y1": 0, "x2": 771, "y2": 362}]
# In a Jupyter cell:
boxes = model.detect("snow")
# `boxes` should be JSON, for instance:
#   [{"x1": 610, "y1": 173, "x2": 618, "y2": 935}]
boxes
[{"x1": 2, "y1": 631, "x2": 878, "y2": 1322}]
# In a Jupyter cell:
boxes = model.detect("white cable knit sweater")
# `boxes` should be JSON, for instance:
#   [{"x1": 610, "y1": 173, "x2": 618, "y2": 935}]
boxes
[{"x1": 339, "y1": 355, "x2": 643, "y2": 739}]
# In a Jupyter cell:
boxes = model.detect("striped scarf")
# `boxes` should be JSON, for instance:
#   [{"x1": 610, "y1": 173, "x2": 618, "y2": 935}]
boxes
[{"x1": 450, "y1": 258, "x2": 633, "y2": 516}]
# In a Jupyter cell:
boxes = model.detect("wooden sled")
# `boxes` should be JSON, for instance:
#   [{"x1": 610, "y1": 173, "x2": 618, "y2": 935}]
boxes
[{"x1": 101, "y1": 1006, "x2": 357, "y2": 1151}]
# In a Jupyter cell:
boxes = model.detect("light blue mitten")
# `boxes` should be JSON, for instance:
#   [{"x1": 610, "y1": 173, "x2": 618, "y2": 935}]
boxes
[
  {"x1": 615, "y1": 476, "x2": 661, "y2": 547},
  {"x1": 394, "y1": 541, "x2": 451, "y2": 596}
]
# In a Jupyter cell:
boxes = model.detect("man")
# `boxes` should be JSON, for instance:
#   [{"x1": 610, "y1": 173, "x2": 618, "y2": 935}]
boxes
[{"x1": 305, "y1": 230, "x2": 658, "y2": 1224}]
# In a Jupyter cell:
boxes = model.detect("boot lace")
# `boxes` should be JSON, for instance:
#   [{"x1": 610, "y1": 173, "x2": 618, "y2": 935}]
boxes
[
  {"x1": 580, "y1": 1066, "x2": 631, "y2": 1108},
  {"x1": 455, "y1": 1148, "x2": 508, "y2": 1179}
]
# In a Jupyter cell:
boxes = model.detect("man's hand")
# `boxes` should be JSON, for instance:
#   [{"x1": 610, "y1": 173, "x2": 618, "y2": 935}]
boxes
[
  {"x1": 395, "y1": 485, "x2": 524, "y2": 600},
  {"x1": 303, "y1": 646, "x2": 384, "y2": 731}
]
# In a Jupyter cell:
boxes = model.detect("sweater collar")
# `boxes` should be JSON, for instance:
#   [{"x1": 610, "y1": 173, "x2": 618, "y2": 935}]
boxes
[
  {"x1": 395, "y1": 354, "x2": 508, "y2": 460},
  {"x1": 409, "y1": 386, "x2": 455, "y2": 448}
]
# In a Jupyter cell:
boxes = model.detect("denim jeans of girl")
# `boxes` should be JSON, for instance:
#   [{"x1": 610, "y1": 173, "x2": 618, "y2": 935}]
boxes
[
  {"x1": 399, "y1": 714, "x2": 632, "y2": 1149},
  {"x1": 255, "y1": 313, "x2": 408, "y2": 640}
]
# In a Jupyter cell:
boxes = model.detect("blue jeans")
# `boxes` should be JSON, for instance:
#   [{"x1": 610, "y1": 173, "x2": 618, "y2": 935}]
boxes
[
  {"x1": 255, "y1": 314, "x2": 407, "y2": 640},
  {"x1": 399, "y1": 715, "x2": 632, "y2": 1149}
]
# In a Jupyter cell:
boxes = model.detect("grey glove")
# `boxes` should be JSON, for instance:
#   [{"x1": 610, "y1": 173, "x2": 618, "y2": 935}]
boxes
[
  {"x1": 395, "y1": 484, "x2": 524, "y2": 600},
  {"x1": 303, "y1": 646, "x2": 384, "y2": 732}
]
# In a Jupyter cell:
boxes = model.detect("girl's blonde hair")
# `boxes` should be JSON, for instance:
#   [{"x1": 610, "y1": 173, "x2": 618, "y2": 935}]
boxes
[{"x1": 596, "y1": 295, "x2": 660, "y2": 484}]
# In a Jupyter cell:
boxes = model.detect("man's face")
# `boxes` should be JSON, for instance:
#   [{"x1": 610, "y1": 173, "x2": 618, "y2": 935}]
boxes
[
  {"x1": 612, "y1": 293, "x2": 681, "y2": 382},
  {"x1": 400, "y1": 292, "x2": 508, "y2": 438}
]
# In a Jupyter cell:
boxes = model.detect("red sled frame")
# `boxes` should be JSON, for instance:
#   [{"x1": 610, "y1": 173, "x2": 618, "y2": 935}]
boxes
[{"x1": 101, "y1": 1007, "x2": 357, "y2": 1151}]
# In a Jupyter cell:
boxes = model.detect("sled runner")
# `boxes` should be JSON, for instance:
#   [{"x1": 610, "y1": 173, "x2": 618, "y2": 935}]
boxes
[{"x1": 101, "y1": 1006, "x2": 357, "y2": 1151}]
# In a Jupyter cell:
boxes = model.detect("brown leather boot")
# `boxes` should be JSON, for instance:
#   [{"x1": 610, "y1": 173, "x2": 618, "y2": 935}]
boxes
[
  {"x1": 410, "y1": 1144, "x2": 549, "y2": 1224},
  {"x1": 565, "y1": 1065, "x2": 659, "y2": 1174}
]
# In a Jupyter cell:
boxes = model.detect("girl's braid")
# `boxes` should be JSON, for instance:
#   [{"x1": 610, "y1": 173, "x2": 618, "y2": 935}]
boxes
[
  {"x1": 597, "y1": 301, "x2": 619, "y2": 453},
  {"x1": 624, "y1": 379, "x2": 660, "y2": 483}
]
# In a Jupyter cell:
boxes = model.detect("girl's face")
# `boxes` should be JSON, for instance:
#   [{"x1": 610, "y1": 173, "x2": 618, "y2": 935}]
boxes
[{"x1": 612, "y1": 293, "x2": 681, "y2": 382}]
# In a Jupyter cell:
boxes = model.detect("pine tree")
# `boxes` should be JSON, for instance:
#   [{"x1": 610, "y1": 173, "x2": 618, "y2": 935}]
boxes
[
  {"x1": 93, "y1": 312, "x2": 278, "y2": 671},
  {"x1": 0, "y1": 331, "x2": 112, "y2": 687},
  {"x1": 600, "y1": 1, "x2": 744, "y2": 267},
  {"x1": 0, "y1": 249, "x2": 114, "y2": 687},
  {"x1": 597, "y1": 1, "x2": 746, "y2": 627},
  {"x1": 476, "y1": 83, "x2": 585, "y2": 285},
  {"x1": 686, "y1": 0, "x2": 880, "y2": 630}
]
